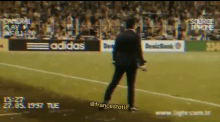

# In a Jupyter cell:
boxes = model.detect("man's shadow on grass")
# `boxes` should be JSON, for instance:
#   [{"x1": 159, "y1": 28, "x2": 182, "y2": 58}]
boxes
[{"x1": 0, "y1": 78, "x2": 172, "y2": 122}]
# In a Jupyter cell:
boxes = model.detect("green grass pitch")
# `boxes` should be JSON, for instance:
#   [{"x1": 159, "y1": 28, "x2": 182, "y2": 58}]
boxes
[{"x1": 0, "y1": 51, "x2": 220, "y2": 122}]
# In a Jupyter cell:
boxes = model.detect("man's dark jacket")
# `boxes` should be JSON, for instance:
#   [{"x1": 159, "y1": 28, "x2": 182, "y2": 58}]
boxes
[{"x1": 112, "y1": 30, "x2": 146, "y2": 67}]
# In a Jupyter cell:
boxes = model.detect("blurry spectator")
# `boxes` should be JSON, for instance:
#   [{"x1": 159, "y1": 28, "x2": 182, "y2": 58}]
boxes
[
  {"x1": 102, "y1": 16, "x2": 110, "y2": 37},
  {"x1": 10, "y1": 34, "x2": 17, "y2": 39},
  {"x1": 68, "y1": 35, "x2": 74, "y2": 40},
  {"x1": 109, "y1": 15, "x2": 120, "y2": 36},
  {"x1": 210, "y1": 30, "x2": 219, "y2": 40},
  {"x1": 14, "y1": 1, "x2": 21, "y2": 8},
  {"x1": 53, "y1": 31, "x2": 59, "y2": 39},
  {"x1": 76, "y1": 34, "x2": 82, "y2": 41},
  {"x1": 33, "y1": 8, "x2": 41, "y2": 23},
  {"x1": 60, "y1": 32, "x2": 69, "y2": 40},
  {"x1": 20, "y1": 3, "x2": 27, "y2": 16},
  {"x1": 42, "y1": 17, "x2": 53, "y2": 37},
  {"x1": 66, "y1": 13, "x2": 74, "y2": 36}
]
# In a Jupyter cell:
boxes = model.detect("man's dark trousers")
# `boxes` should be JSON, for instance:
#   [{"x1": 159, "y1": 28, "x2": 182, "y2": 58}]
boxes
[{"x1": 104, "y1": 66, "x2": 137, "y2": 107}]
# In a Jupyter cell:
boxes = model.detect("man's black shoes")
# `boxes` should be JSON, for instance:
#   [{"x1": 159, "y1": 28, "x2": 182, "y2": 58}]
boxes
[{"x1": 128, "y1": 107, "x2": 138, "y2": 112}]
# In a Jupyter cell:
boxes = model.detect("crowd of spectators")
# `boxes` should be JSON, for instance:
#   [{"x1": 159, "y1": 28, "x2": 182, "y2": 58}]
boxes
[{"x1": 0, "y1": 1, "x2": 220, "y2": 41}]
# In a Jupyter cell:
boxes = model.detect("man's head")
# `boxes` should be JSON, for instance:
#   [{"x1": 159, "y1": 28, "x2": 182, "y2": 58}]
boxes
[{"x1": 125, "y1": 17, "x2": 136, "y2": 30}]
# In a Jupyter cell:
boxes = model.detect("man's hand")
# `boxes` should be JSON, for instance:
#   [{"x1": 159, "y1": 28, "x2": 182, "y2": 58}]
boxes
[
  {"x1": 138, "y1": 65, "x2": 147, "y2": 71},
  {"x1": 112, "y1": 61, "x2": 116, "y2": 66}
]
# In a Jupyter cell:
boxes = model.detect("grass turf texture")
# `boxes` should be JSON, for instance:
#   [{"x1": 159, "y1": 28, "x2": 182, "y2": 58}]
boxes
[{"x1": 0, "y1": 51, "x2": 220, "y2": 122}]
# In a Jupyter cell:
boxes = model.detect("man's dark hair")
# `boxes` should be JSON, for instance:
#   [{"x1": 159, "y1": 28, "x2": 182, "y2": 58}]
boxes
[{"x1": 125, "y1": 17, "x2": 136, "y2": 29}]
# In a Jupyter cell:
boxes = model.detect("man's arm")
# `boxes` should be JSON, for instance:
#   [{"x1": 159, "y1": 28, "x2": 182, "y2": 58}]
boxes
[
  {"x1": 136, "y1": 36, "x2": 146, "y2": 66},
  {"x1": 112, "y1": 37, "x2": 119, "y2": 62}
]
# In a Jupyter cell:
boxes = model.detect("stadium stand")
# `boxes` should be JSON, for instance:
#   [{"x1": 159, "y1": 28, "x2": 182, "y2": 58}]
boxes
[{"x1": 0, "y1": 1, "x2": 220, "y2": 41}]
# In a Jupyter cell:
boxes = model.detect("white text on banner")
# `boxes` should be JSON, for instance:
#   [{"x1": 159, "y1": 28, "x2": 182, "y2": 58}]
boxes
[
  {"x1": 141, "y1": 40, "x2": 185, "y2": 52},
  {"x1": 101, "y1": 40, "x2": 115, "y2": 52}
]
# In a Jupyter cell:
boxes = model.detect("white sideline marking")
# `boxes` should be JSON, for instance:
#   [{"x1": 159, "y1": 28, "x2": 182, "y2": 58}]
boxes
[
  {"x1": 0, "y1": 113, "x2": 22, "y2": 116},
  {"x1": 0, "y1": 109, "x2": 76, "y2": 117},
  {"x1": 0, "y1": 62, "x2": 220, "y2": 108}
]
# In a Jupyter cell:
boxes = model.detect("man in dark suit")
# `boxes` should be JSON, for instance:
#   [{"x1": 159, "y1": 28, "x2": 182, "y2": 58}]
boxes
[{"x1": 100, "y1": 17, "x2": 147, "y2": 112}]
